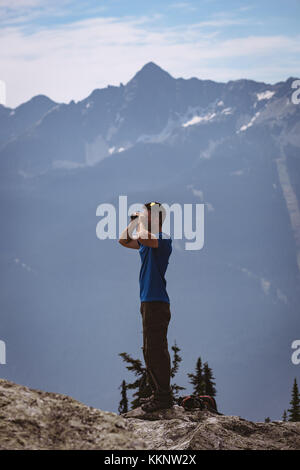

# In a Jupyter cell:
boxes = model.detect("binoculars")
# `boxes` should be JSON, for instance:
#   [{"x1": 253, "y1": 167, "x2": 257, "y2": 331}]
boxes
[{"x1": 130, "y1": 211, "x2": 142, "y2": 221}]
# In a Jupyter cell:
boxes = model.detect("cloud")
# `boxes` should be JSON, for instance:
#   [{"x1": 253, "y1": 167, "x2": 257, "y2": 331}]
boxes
[
  {"x1": 0, "y1": 0, "x2": 42, "y2": 7},
  {"x1": 187, "y1": 184, "x2": 204, "y2": 201},
  {"x1": 168, "y1": 2, "x2": 197, "y2": 11},
  {"x1": 192, "y1": 189, "x2": 204, "y2": 200},
  {"x1": 0, "y1": 0, "x2": 107, "y2": 27},
  {"x1": 230, "y1": 170, "x2": 245, "y2": 176},
  {"x1": 14, "y1": 257, "x2": 36, "y2": 273},
  {"x1": 228, "y1": 263, "x2": 289, "y2": 304},
  {"x1": 276, "y1": 288, "x2": 287, "y2": 304},
  {"x1": 261, "y1": 278, "x2": 271, "y2": 296},
  {"x1": 205, "y1": 202, "x2": 215, "y2": 212},
  {"x1": 1, "y1": 7, "x2": 300, "y2": 107}
]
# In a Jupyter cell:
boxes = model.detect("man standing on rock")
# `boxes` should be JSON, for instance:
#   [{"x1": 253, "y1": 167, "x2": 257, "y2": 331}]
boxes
[{"x1": 119, "y1": 201, "x2": 173, "y2": 412}]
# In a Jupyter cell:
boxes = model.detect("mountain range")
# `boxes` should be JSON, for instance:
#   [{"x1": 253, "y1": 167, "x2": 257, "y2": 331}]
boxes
[{"x1": 0, "y1": 62, "x2": 299, "y2": 421}]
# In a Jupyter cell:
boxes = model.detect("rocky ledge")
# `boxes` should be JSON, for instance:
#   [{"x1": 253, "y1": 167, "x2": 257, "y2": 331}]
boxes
[{"x1": 0, "y1": 379, "x2": 299, "y2": 450}]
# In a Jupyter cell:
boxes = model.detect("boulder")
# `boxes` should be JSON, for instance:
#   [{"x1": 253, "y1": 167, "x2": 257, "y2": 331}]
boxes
[{"x1": 0, "y1": 379, "x2": 299, "y2": 450}]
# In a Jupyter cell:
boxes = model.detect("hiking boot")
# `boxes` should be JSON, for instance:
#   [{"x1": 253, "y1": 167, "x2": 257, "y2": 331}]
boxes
[
  {"x1": 139, "y1": 394, "x2": 155, "y2": 404},
  {"x1": 141, "y1": 395, "x2": 174, "y2": 413}
]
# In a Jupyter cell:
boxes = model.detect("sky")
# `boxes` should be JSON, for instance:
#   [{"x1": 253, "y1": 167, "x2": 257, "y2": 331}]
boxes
[{"x1": 0, "y1": 0, "x2": 300, "y2": 108}]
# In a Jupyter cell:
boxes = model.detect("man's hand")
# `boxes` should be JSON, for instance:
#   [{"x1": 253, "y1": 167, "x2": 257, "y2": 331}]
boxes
[
  {"x1": 118, "y1": 217, "x2": 140, "y2": 249},
  {"x1": 118, "y1": 210, "x2": 159, "y2": 249},
  {"x1": 130, "y1": 211, "x2": 141, "y2": 222},
  {"x1": 135, "y1": 213, "x2": 158, "y2": 248}
]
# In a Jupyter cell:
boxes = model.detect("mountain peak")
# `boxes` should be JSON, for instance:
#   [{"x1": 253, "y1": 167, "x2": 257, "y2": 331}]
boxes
[
  {"x1": 140, "y1": 61, "x2": 166, "y2": 73},
  {"x1": 128, "y1": 62, "x2": 173, "y2": 84},
  {"x1": 15, "y1": 94, "x2": 57, "y2": 111}
]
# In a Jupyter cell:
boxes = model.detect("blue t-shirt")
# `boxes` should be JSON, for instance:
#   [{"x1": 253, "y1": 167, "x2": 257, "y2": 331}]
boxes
[{"x1": 137, "y1": 231, "x2": 172, "y2": 303}]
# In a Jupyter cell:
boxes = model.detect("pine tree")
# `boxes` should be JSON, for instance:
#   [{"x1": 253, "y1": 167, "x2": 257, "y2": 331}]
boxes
[
  {"x1": 119, "y1": 352, "x2": 150, "y2": 409},
  {"x1": 265, "y1": 417, "x2": 271, "y2": 423},
  {"x1": 188, "y1": 357, "x2": 206, "y2": 395},
  {"x1": 170, "y1": 340, "x2": 181, "y2": 378},
  {"x1": 282, "y1": 410, "x2": 287, "y2": 422},
  {"x1": 170, "y1": 341, "x2": 186, "y2": 400},
  {"x1": 203, "y1": 362, "x2": 217, "y2": 397},
  {"x1": 118, "y1": 380, "x2": 128, "y2": 414},
  {"x1": 288, "y1": 378, "x2": 300, "y2": 422},
  {"x1": 119, "y1": 340, "x2": 184, "y2": 410}
]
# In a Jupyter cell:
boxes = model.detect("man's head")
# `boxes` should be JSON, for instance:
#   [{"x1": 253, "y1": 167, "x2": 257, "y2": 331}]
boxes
[{"x1": 143, "y1": 202, "x2": 166, "y2": 233}]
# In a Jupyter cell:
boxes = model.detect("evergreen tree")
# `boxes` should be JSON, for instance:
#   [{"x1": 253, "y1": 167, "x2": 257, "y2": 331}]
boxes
[
  {"x1": 170, "y1": 341, "x2": 185, "y2": 400},
  {"x1": 203, "y1": 362, "x2": 217, "y2": 397},
  {"x1": 119, "y1": 340, "x2": 184, "y2": 410},
  {"x1": 265, "y1": 417, "x2": 271, "y2": 423},
  {"x1": 118, "y1": 380, "x2": 128, "y2": 415},
  {"x1": 282, "y1": 410, "x2": 287, "y2": 422},
  {"x1": 119, "y1": 352, "x2": 149, "y2": 409},
  {"x1": 170, "y1": 340, "x2": 181, "y2": 378},
  {"x1": 288, "y1": 378, "x2": 300, "y2": 422},
  {"x1": 188, "y1": 357, "x2": 206, "y2": 395}
]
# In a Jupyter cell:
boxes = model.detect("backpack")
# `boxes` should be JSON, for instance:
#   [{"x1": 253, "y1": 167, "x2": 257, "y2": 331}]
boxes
[{"x1": 177, "y1": 394, "x2": 221, "y2": 414}]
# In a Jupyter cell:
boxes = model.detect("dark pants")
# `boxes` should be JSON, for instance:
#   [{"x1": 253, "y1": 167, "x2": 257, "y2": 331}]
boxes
[{"x1": 140, "y1": 301, "x2": 172, "y2": 398}]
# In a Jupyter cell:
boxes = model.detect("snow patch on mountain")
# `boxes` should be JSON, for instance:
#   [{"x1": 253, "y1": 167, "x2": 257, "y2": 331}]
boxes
[
  {"x1": 256, "y1": 90, "x2": 275, "y2": 101},
  {"x1": 106, "y1": 125, "x2": 118, "y2": 141},
  {"x1": 137, "y1": 116, "x2": 177, "y2": 144},
  {"x1": 135, "y1": 102, "x2": 233, "y2": 145},
  {"x1": 238, "y1": 112, "x2": 260, "y2": 133},
  {"x1": 81, "y1": 101, "x2": 94, "y2": 115},
  {"x1": 221, "y1": 107, "x2": 233, "y2": 115},
  {"x1": 199, "y1": 139, "x2": 221, "y2": 160},
  {"x1": 182, "y1": 112, "x2": 216, "y2": 127},
  {"x1": 85, "y1": 134, "x2": 110, "y2": 166}
]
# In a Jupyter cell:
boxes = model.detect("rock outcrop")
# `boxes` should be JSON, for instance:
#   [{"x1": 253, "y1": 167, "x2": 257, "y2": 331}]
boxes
[{"x1": 0, "y1": 379, "x2": 299, "y2": 450}]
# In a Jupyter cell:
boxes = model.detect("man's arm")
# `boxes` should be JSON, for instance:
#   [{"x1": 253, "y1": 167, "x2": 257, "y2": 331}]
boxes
[
  {"x1": 135, "y1": 218, "x2": 159, "y2": 248},
  {"x1": 118, "y1": 218, "x2": 140, "y2": 249}
]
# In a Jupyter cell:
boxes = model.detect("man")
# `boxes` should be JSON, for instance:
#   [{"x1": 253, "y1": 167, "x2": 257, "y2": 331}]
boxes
[{"x1": 119, "y1": 201, "x2": 173, "y2": 412}]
